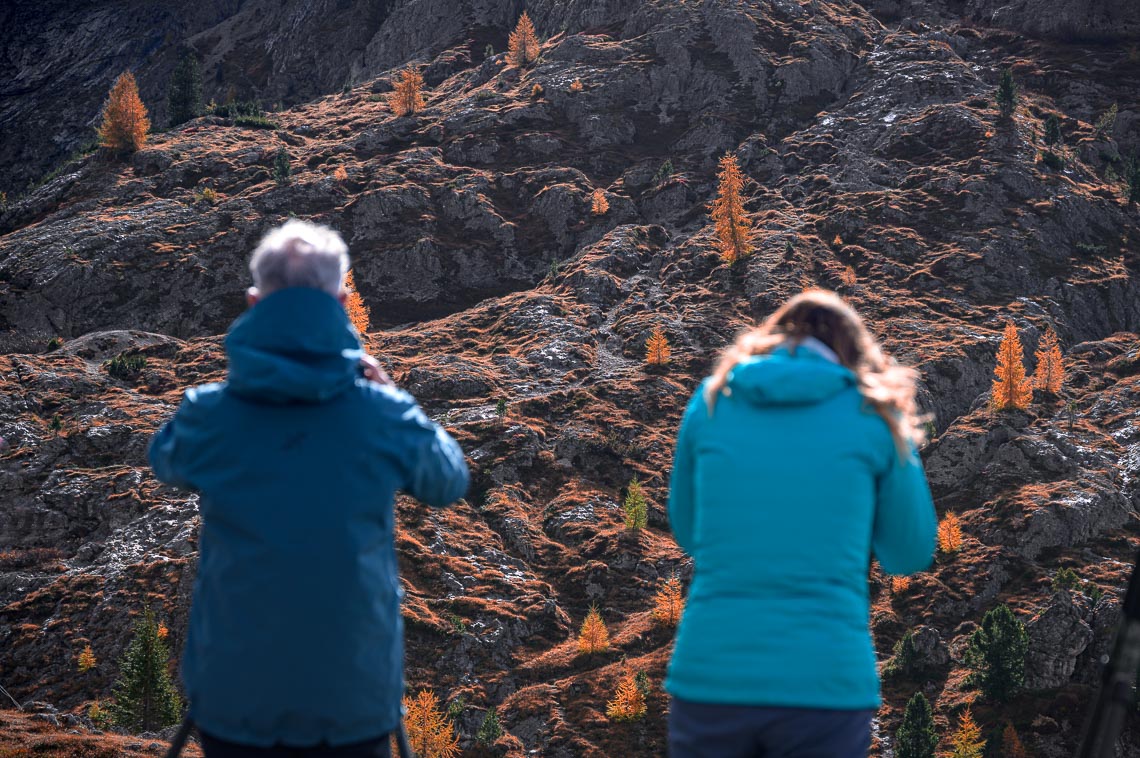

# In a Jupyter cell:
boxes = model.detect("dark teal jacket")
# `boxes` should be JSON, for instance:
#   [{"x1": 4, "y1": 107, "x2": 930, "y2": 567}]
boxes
[
  {"x1": 666, "y1": 342, "x2": 936, "y2": 709},
  {"x1": 149, "y1": 287, "x2": 468, "y2": 746}
]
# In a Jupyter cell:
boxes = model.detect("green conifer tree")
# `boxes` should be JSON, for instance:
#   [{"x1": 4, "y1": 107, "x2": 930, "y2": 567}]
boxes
[
  {"x1": 1043, "y1": 114, "x2": 1062, "y2": 147},
  {"x1": 623, "y1": 477, "x2": 648, "y2": 531},
  {"x1": 964, "y1": 604, "x2": 1029, "y2": 702},
  {"x1": 274, "y1": 148, "x2": 292, "y2": 185},
  {"x1": 476, "y1": 706, "x2": 503, "y2": 745},
  {"x1": 167, "y1": 50, "x2": 203, "y2": 127},
  {"x1": 1128, "y1": 156, "x2": 1140, "y2": 204},
  {"x1": 884, "y1": 629, "x2": 919, "y2": 678},
  {"x1": 895, "y1": 692, "x2": 938, "y2": 758},
  {"x1": 108, "y1": 608, "x2": 183, "y2": 732},
  {"x1": 996, "y1": 69, "x2": 1017, "y2": 119}
]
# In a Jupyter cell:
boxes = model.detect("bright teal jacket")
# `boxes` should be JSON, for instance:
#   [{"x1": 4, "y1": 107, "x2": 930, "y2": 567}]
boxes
[
  {"x1": 665, "y1": 341, "x2": 936, "y2": 709},
  {"x1": 149, "y1": 287, "x2": 469, "y2": 747}
]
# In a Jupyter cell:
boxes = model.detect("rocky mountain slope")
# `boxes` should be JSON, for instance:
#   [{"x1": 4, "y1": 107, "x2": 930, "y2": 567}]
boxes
[{"x1": 2, "y1": 0, "x2": 1139, "y2": 755}]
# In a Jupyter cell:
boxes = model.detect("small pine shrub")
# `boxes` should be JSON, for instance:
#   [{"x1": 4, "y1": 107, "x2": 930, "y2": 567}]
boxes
[
  {"x1": 652, "y1": 159, "x2": 674, "y2": 186},
  {"x1": 233, "y1": 115, "x2": 279, "y2": 130},
  {"x1": 495, "y1": 397, "x2": 508, "y2": 423},
  {"x1": 0, "y1": 190, "x2": 7, "y2": 213},
  {"x1": 105, "y1": 354, "x2": 148, "y2": 380},
  {"x1": 1052, "y1": 567, "x2": 1080, "y2": 592},
  {"x1": 108, "y1": 608, "x2": 183, "y2": 732},
  {"x1": 965, "y1": 604, "x2": 1028, "y2": 702},
  {"x1": 167, "y1": 50, "x2": 203, "y2": 127},
  {"x1": 476, "y1": 707, "x2": 503, "y2": 745},
  {"x1": 996, "y1": 68, "x2": 1017, "y2": 119},
  {"x1": 1002, "y1": 723, "x2": 1029, "y2": 758},
  {"x1": 194, "y1": 187, "x2": 218, "y2": 204},
  {"x1": 445, "y1": 695, "x2": 465, "y2": 722},
  {"x1": 88, "y1": 702, "x2": 113, "y2": 729},
  {"x1": 484, "y1": 44, "x2": 495, "y2": 59},
  {"x1": 1043, "y1": 114, "x2": 1062, "y2": 146},
  {"x1": 883, "y1": 629, "x2": 919, "y2": 678},
  {"x1": 623, "y1": 477, "x2": 648, "y2": 531},
  {"x1": 531, "y1": 83, "x2": 544, "y2": 98},
  {"x1": 1041, "y1": 150, "x2": 1064, "y2": 170},
  {"x1": 50, "y1": 414, "x2": 63, "y2": 434},
  {"x1": 895, "y1": 692, "x2": 938, "y2": 758},
  {"x1": 209, "y1": 100, "x2": 263, "y2": 119},
  {"x1": 273, "y1": 148, "x2": 292, "y2": 185},
  {"x1": 46, "y1": 337, "x2": 62, "y2": 352},
  {"x1": 947, "y1": 709, "x2": 985, "y2": 758},
  {"x1": 1094, "y1": 103, "x2": 1117, "y2": 137}
]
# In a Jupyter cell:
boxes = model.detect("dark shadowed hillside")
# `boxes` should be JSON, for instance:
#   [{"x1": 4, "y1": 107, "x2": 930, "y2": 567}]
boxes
[{"x1": 1, "y1": 1, "x2": 1139, "y2": 755}]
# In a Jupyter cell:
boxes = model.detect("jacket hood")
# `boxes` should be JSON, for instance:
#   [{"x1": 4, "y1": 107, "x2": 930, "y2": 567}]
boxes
[
  {"x1": 727, "y1": 342, "x2": 856, "y2": 406},
  {"x1": 225, "y1": 287, "x2": 364, "y2": 403}
]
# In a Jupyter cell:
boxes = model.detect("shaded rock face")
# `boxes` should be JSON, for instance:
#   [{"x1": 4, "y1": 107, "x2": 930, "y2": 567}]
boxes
[
  {"x1": 855, "y1": 0, "x2": 1140, "y2": 41},
  {"x1": 3, "y1": 0, "x2": 1140, "y2": 756},
  {"x1": 1025, "y1": 590, "x2": 1094, "y2": 690}
]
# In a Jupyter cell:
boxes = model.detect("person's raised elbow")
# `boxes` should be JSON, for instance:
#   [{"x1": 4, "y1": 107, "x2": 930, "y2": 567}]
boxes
[{"x1": 412, "y1": 430, "x2": 470, "y2": 508}]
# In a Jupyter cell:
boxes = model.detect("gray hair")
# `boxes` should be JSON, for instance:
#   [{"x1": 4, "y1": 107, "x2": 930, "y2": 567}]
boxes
[{"x1": 248, "y1": 219, "x2": 349, "y2": 297}]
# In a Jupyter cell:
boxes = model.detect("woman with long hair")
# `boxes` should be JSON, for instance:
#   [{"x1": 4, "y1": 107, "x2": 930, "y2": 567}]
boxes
[{"x1": 666, "y1": 289, "x2": 937, "y2": 757}]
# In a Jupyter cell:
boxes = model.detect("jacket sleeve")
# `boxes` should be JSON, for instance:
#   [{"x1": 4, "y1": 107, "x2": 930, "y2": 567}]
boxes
[
  {"x1": 149, "y1": 388, "x2": 208, "y2": 492},
  {"x1": 398, "y1": 400, "x2": 469, "y2": 508},
  {"x1": 668, "y1": 383, "x2": 707, "y2": 555},
  {"x1": 872, "y1": 438, "x2": 937, "y2": 575}
]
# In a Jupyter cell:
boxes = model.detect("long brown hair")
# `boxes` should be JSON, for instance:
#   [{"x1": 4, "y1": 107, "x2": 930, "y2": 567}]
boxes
[{"x1": 705, "y1": 290, "x2": 927, "y2": 452}]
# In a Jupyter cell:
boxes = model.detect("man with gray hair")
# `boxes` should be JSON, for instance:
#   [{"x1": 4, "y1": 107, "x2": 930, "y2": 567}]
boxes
[{"x1": 150, "y1": 219, "x2": 469, "y2": 757}]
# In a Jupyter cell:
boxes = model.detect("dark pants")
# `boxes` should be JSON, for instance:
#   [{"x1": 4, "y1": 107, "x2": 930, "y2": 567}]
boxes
[
  {"x1": 199, "y1": 730, "x2": 391, "y2": 758},
  {"x1": 668, "y1": 697, "x2": 873, "y2": 758}
]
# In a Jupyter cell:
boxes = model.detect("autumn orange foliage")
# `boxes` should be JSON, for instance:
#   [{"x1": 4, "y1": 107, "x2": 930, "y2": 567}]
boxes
[
  {"x1": 333, "y1": 165, "x2": 348, "y2": 181},
  {"x1": 570, "y1": 78, "x2": 584, "y2": 93},
  {"x1": 389, "y1": 67, "x2": 425, "y2": 117},
  {"x1": 344, "y1": 272, "x2": 371, "y2": 336},
  {"x1": 577, "y1": 605, "x2": 609, "y2": 655},
  {"x1": 991, "y1": 322, "x2": 1032, "y2": 411},
  {"x1": 77, "y1": 644, "x2": 97, "y2": 673},
  {"x1": 508, "y1": 12, "x2": 540, "y2": 67},
  {"x1": 156, "y1": 623, "x2": 168, "y2": 639},
  {"x1": 891, "y1": 575, "x2": 911, "y2": 594},
  {"x1": 948, "y1": 708, "x2": 985, "y2": 758},
  {"x1": 1001, "y1": 723, "x2": 1029, "y2": 758},
  {"x1": 402, "y1": 690, "x2": 460, "y2": 758},
  {"x1": 652, "y1": 574, "x2": 684, "y2": 626},
  {"x1": 938, "y1": 511, "x2": 963, "y2": 554},
  {"x1": 711, "y1": 153, "x2": 752, "y2": 263},
  {"x1": 1032, "y1": 326, "x2": 1065, "y2": 397},
  {"x1": 98, "y1": 71, "x2": 150, "y2": 154},
  {"x1": 591, "y1": 188, "x2": 609, "y2": 215},
  {"x1": 645, "y1": 326, "x2": 671, "y2": 366},
  {"x1": 606, "y1": 671, "x2": 647, "y2": 721}
]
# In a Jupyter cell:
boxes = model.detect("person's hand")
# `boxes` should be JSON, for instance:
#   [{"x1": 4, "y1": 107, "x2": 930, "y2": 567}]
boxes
[{"x1": 359, "y1": 354, "x2": 394, "y2": 386}]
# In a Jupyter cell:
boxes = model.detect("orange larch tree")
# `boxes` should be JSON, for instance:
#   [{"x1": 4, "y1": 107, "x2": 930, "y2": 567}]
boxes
[
  {"x1": 98, "y1": 71, "x2": 150, "y2": 154},
  {"x1": 1032, "y1": 326, "x2": 1065, "y2": 397},
  {"x1": 508, "y1": 11, "x2": 540, "y2": 67},
  {"x1": 991, "y1": 322, "x2": 1032, "y2": 411},
  {"x1": 591, "y1": 187, "x2": 609, "y2": 215},
  {"x1": 606, "y1": 671, "x2": 647, "y2": 722},
  {"x1": 891, "y1": 575, "x2": 911, "y2": 594},
  {"x1": 569, "y1": 78, "x2": 584, "y2": 93},
  {"x1": 711, "y1": 153, "x2": 752, "y2": 264},
  {"x1": 389, "y1": 67, "x2": 425, "y2": 117},
  {"x1": 403, "y1": 690, "x2": 460, "y2": 758},
  {"x1": 577, "y1": 605, "x2": 609, "y2": 655},
  {"x1": 77, "y1": 644, "x2": 97, "y2": 673},
  {"x1": 645, "y1": 326, "x2": 671, "y2": 366},
  {"x1": 937, "y1": 511, "x2": 963, "y2": 554},
  {"x1": 1001, "y1": 723, "x2": 1029, "y2": 758},
  {"x1": 652, "y1": 573, "x2": 684, "y2": 626},
  {"x1": 343, "y1": 271, "x2": 371, "y2": 336},
  {"x1": 948, "y1": 708, "x2": 985, "y2": 758}
]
